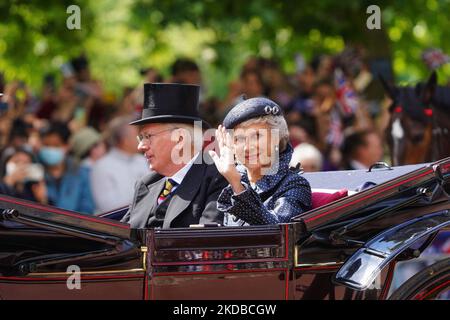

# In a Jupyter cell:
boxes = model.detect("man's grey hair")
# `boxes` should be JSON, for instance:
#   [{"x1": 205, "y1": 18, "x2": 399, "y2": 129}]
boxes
[
  {"x1": 290, "y1": 142, "x2": 323, "y2": 169},
  {"x1": 237, "y1": 115, "x2": 290, "y2": 151}
]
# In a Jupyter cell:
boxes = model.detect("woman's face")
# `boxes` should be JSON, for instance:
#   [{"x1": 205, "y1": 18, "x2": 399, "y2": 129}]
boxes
[{"x1": 233, "y1": 122, "x2": 279, "y2": 171}]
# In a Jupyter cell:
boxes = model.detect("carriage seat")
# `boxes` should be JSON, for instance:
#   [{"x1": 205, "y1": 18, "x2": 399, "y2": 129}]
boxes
[{"x1": 311, "y1": 189, "x2": 348, "y2": 209}]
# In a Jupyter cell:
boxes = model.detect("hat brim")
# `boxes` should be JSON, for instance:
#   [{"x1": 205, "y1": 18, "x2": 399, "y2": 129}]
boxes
[{"x1": 129, "y1": 115, "x2": 210, "y2": 128}]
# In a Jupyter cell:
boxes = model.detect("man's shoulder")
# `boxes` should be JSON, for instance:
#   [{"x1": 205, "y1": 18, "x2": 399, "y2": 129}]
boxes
[{"x1": 139, "y1": 170, "x2": 164, "y2": 186}]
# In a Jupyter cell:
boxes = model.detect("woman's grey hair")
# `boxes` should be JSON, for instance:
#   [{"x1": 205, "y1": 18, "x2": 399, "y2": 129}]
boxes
[{"x1": 237, "y1": 115, "x2": 290, "y2": 151}]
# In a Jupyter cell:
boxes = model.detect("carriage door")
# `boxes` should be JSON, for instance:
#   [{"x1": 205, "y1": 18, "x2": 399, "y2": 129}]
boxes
[{"x1": 145, "y1": 224, "x2": 291, "y2": 300}]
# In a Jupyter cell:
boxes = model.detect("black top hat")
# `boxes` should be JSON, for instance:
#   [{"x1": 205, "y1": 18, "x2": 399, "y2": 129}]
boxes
[{"x1": 129, "y1": 83, "x2": 209, "y2": 127}]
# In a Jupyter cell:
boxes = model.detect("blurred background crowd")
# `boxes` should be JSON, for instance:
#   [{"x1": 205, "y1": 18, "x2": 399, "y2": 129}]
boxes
[
  {"x1": 1, "y1": 1, "x2": 449, "y2": 296},
  {"x1": 0, "y1": 47, "x2": 435, "y2": 215},
  {"x1": 1, "y1": 0, "x2": 450, "y2": 216}
]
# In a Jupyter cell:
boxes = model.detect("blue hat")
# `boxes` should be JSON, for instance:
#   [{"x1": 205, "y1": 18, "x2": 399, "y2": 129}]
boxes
[{"x1": 223, "y1": 97, "x2": 283, "y2": 129}]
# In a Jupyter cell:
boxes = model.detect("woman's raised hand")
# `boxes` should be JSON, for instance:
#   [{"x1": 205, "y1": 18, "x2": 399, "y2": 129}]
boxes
[
  {"x1": 209, "y1": 125, "x2": 236, "y2": 177},
  {"x1": 209, "y1": 125, "x2": 244, "y2": 193}
]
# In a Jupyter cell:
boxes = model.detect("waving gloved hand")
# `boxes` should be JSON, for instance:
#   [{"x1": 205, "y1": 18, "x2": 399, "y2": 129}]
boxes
[{"x1": 208, "y1": 125, "x2": 245, "y2": 194}]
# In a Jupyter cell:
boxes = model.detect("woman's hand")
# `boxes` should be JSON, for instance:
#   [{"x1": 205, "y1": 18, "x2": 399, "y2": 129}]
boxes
[{"x1": 209, "y1": 125, "x2": 245, "y2": 194}]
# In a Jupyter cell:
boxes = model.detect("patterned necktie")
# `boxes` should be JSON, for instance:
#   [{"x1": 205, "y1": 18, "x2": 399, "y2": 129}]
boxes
[{"x1": 158, "y1": 178, "x2": 177, "y2": 204}]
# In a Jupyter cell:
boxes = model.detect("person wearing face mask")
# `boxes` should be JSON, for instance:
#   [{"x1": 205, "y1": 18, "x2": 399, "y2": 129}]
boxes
[
  {"x1": 209, "y1": 97, "x2": 312, "y2": 226},
  {"x1": 38, "y1": 121, "x2": 95, "y2": 214}
]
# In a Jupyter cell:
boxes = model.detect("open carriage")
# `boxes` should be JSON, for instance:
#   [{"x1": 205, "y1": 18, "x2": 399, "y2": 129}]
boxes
[{"x1": 0, "y1": 157, "x2": 449, "y2": 300}]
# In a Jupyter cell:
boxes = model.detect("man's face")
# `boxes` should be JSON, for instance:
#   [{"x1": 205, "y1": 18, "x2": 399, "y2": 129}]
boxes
[
  {"x1": 358, "y1": 133, "x2": 383, "y2": 166},
  {"x1": 39, "y1": 133, "x2": 67, "y2": 166},
  {"x1": 364, "y1": 133, "x2": 384, "y2": 164},
  {"x1": 137, "y1": 123, "x2": 179, "y2": 175},
  {"x1": 42, "y1": 133, "x2": 65, "y2": 149},
  {"x1": 297, "y1": 66, "x2": 315, "y2": 94}
]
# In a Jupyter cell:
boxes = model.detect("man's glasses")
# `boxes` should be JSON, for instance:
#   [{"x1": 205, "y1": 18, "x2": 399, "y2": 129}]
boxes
[{"x1": 136, "y1": 127, "x2": 178, "y2": 144}]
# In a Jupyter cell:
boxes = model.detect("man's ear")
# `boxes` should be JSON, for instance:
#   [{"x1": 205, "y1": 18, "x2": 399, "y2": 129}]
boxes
[
  {"x1": 421, "y1": 71, "x2": 437, "y2": 105},
  {"x1": 176, "y1": 129, "x2": 184, "y2": 143},
  {"x1": 169, "y1": 128, "x2": 182, "y2": 146}
]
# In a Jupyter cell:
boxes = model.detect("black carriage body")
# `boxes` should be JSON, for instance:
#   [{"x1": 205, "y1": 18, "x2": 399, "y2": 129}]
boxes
[{"x1": 0, "y1": 158, "x2": 449, "y2": 300}]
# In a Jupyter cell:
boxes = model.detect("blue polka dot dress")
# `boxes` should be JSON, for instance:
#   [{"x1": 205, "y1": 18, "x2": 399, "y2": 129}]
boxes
[{"x1": 217, "y1": 144, "x2": 312, "y2": 226}]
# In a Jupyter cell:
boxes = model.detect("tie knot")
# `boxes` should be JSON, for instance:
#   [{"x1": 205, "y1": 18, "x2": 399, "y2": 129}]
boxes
[
  {"x1": 158, "y1": 178, "x2": 178, "y2": 204},
  {"x1": 165, "y1": 178, "x2": 177, "y2": 192}
]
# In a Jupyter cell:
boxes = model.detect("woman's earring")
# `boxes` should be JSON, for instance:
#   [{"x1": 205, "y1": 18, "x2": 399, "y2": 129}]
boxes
[{"x1": 274, "y1": 145, "x2": 279, "y2": 152}]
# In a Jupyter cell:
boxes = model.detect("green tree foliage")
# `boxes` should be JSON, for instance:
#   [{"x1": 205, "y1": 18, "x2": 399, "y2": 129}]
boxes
[
  {"x1": 1, "y1": 0, "x2": 449, "y2": 97},
  {"x1": 0, "y1": 0, "x2": 95, "y2": 89}
]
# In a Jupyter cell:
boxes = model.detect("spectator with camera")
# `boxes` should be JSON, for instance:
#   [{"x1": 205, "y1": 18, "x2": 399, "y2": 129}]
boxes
[{"x1": 0, "y1": 146, "x2": 47, "y2": 204}]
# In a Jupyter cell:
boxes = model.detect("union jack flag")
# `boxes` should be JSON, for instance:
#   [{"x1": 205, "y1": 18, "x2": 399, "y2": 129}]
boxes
[
  {"x1": 334, "y1": 69, "x2": 360, "y2": 117},
  {"x1": 326, "y1": 109, "x2": 344, "y2": 147}
]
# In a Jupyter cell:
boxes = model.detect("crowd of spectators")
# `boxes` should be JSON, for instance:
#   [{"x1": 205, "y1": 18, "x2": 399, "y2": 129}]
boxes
[{"x1": 0, "y1": 47, "x2": 401, "y2": 214}]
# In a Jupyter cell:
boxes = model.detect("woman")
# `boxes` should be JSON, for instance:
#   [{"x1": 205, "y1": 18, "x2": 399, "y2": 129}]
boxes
[{"x1": 209, "y1": 97, "x2": 312, "y2": 226}]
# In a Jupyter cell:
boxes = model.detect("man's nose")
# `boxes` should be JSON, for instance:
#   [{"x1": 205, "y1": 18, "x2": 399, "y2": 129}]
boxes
[{"x1": 137, "y1": 141, "x2": 149, "y2": 152}]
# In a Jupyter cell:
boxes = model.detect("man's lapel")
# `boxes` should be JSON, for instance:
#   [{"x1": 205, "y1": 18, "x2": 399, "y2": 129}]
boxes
[
  {"x1": 130, "y1": 173, "x2": 165, "y2": 228},
  {"x1": 162, "y1": 160, "x2": 206, "y2": 228}
]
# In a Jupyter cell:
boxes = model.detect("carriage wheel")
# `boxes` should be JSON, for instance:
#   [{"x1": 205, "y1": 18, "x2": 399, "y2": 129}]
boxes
[{"x1": 389, "y1": 257, "x2": 450, "y2": 300}]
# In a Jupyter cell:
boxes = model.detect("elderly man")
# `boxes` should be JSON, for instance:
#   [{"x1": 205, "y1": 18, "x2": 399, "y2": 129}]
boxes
[{"x1": 121, "y1": 83, "x2": 227, "y2": 229}]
